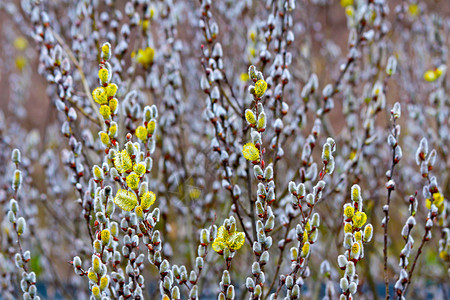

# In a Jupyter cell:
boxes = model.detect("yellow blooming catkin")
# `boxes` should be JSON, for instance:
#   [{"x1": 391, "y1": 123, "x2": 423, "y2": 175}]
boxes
[
  {"x1": 126, "y1": 173, "x2": 140, "y2": 190},
  {"x1": 141, "y1": 191, "x2": 156, "y2": 210},
  {"x1": 302, "y1": 231, "x2": 308, "y2": 243},
  {"x1": 99, "y1": 276, "x2": 108, "y2": 291},
  {"x1": 109, "y1": 98, "x2": 118, "y2": 114},
  {"x1": 135, "y1": 126, "x2": 148, "y2": 141},
  {"x1": 92, "y1": 87, "x2": 108, "y2": 105},
  {"x1": 245, "y1": 109, "x2": 256, "y2": 125},
  {"x1": 92, "y1": 286, "x2": 100, "y2": 298},
  {"x1": 301, "y1": 242, "x2": 310, "y2": 257},
  {"x1": 344, "y1": 206, "x2": 355, "y2": 218},
  {"x1": 135, "y1": 206, "x2": 144, "y2": 218},
  {"x1": 93, "y1": 256, "x2": 101, "y2": 273},
  {"x1": 98, "y1": 68, "x2": 109, "y2": 85},
  {"x1": 114, "y1": 150, "x2": 132, "y2": 173},
  {"x1": 254, "y1": 80, "x2": 267, "y2": 97},
  {"x1": 426, "y1": 192, "x2": 445, "y2": 213},
  {"x1": 344, "y1": 223, "x2": 353, "y2": 233},
  {"x1": 105, "y1": 83, "x2": 118, "y2": 97},
  {"x1": 424, "y1": 70, "x2": 437, "y2": 82},
  {"x1": 99, "y1": 132, "x2": 110, "y2": 146},
  {"x1": 212, "y1": 225, "x2": 245, "y2": 253},
  {"x1": 88, "y1": 270, "x2": 97, "y2": 282},
  {"x1": 351, "y1": 242, "x2": 360, "y2": 256},
  {"x1": 147, "y1": 120, "x2": 156, "y2": 135},
  {"x1": 114, "y1": 189, "x2": 138, "y2": 211},
  {"x1": 212, "y1": 238, "x2": 227, "y2": 253},
  {"x1": 353, "y1": 212, "x2": 367, "y2": 228},
  {"x1": 135, "y1": 47, "x2": 155, "y2": 68},
  {"x1": 189, "y1": 188, "x2": 201, "y2": 199},
  {"x1": 257, "y1": 112, "x2": 266, "y2": 131},
  {"x1": 109, "y1": 123, "x2": 117, "y2": 137},
  {"x1": 101, "y1": 42, "x2": 111, "y2": 60},
  {"x1": 340, "y1": 0, "x2": 354, "y2": 7},
  {"x1": 133, "y1": 163, "x2": 146, "y2": 176},
  {"x1": 242, "y1": 142, "x2": 260, "y2": 161},
  {"x1": 99, "y1": 105, "x2": 111, "y2": 119},
  {"x1": 227, "y1": 232, "x2": 245, "y2": 250},
  {"x1": 101, "y1": 229, "x2": 110, "y2": 245}
]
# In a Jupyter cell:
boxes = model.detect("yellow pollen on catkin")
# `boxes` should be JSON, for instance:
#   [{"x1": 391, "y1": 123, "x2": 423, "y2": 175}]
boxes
[
  {"x1": 147, "y1": 120, "x2": 156, "y2": 135},
  {"x1": 98, "y1": 68, "x2": 109, "y2": 84},
  {"x1": 141, "y1": 191, "x2": 156, "y2": 210},
  {"x1": 126, "y1": 173, "x2": 140, "y2": 190},
  {"x1": 245, "y1": 109, "x2": 256, "y2": 125},
  {"x1": 114, "y1": 189, "x2": 138, "y2": 211},
  {"x1": 344, "y1": 206, "x2": 355, "y2": 218},
  {"x1": 99, "y1": 105, "x2": 111, "y2": 119},
  {"x1": 92, "y1": 87, "x2": 108, "y2": 105},
  {"x1": 242, "y1": 143, "x2": 260, "y2": 162},
  {"x1": 353, "y1": 212, "x2": 367, "y2": 228},
  {"x1": 101, "y1": 229, "x2": 110, "y2": 245},
  {"x1": 135, "y1": 126, "x2": 148, "y2": 141},
  {"x1": 105, "y1": 83, "x2": 118, "y2": 97},
  {"x1": 254, "y1": 80, "x2": 267, "y2": 97}
]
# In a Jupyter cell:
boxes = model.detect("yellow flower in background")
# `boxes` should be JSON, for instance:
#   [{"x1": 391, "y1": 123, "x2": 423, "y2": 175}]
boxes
[
  {"x1": 426, "y1": 192, "x2": 445, "y2": 214},
  {"x1": 133, "y1": 47, "x2": 155, "y2": 68},
  {"x1": 212, "y1": 225, "x2": 245, "y2": 253},
  {"x1": 423, "y1": 66, "x2": 446, "y2": 83},
  {"x1": 242, "y1": 142, "x2": 260, "y2": 162},
  {"x1": 345, "y1": 6, "x2": 354, "y2": 17},
  {"x1": 14, "y1": 37, "x2": 28, "y2": 51},
  {"x1": 340, "y1": 0, "x2": 354, "y2": 7},
  {"x1": 189, "y1": 187, "x2": 201, "y2": 199},
  {"x1": 249, "y1": 30, "x2": 256, "y2": 42},
  {"x1": 15, "y1": 56, "x2": 27, "y2": 71},
  {"x1": 240, "y1": 73, "x2": 250, "y2": 82},
  {"x1": 440, "y1": 250, "x2": 449, "y2": 261},
  {"x1": 349, "y1": 149, "x2": 357, "y2": 160},
  {"x1": 408, "y1": 4, "x2": 420, "y2": 17},
  {"x1": 424, "y1": 70, "x2": 437, "y2": 82},
  {"x1": 140, "y1": 20, "x2": 150, "y2": 32}
]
